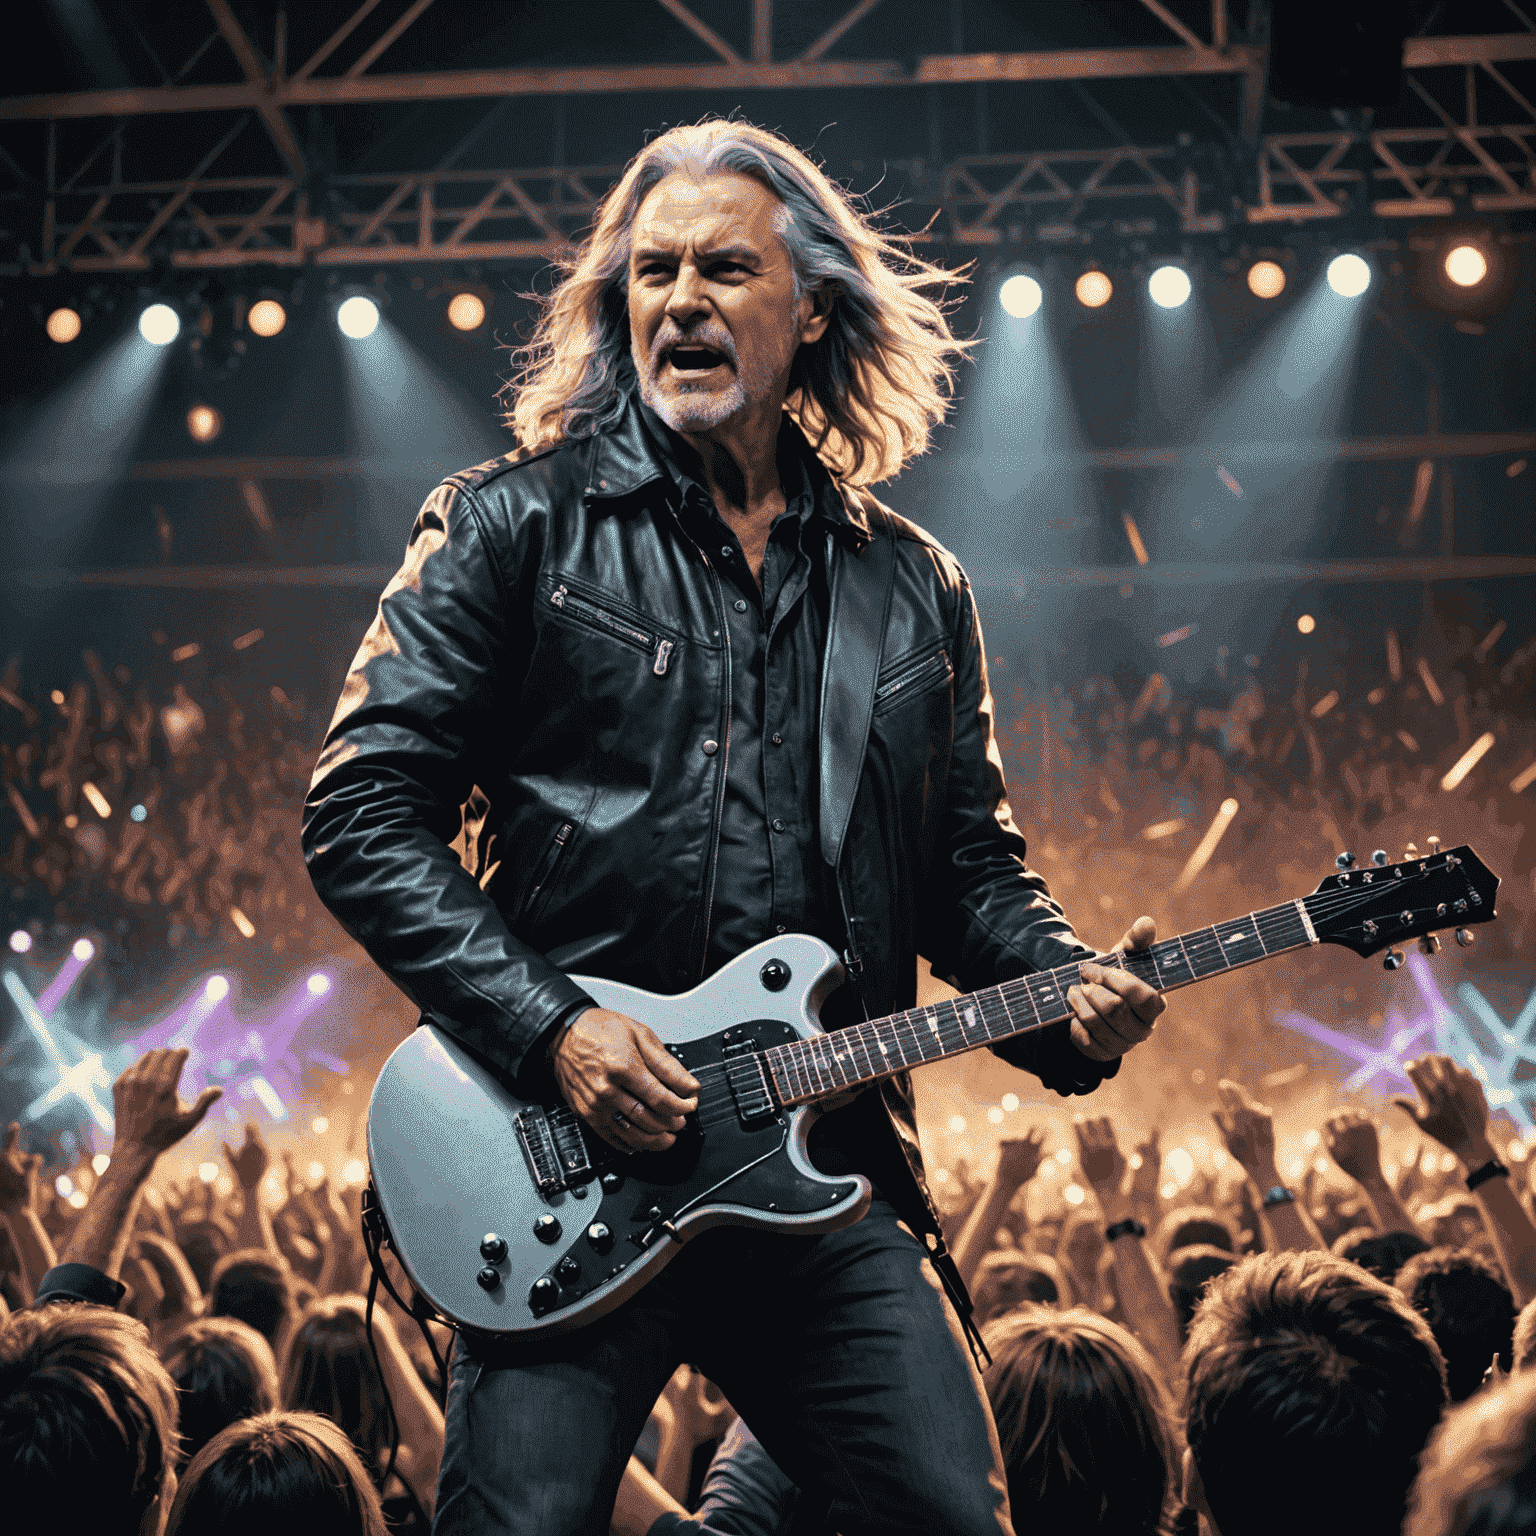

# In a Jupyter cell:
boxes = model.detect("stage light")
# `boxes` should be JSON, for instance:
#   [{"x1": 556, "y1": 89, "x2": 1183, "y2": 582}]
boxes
[
  {"x1": 1297, "y1": 613, "x2": 1316, "y2": 634},
  {"x1": 343, "y1": 1157, "x2": 368, "y2": 1185},
  {"x1": 1247, "y1": 260, "x2": 1286, "y2": 299},
  {"x1": 1444, "y1": 244, "x2": 1487, "y2": 288},
  {"x1": 198, "y1": 1161, "x2": 218, "y2": 1183},
  {"x1": 447, "y1": 291, "x2": 487, "y2": 331},
  {"x1": 998, "y1": 275, "x2": 1043, "y2": 319},
  {"x1": 312, "y1": 1116, "x2": 329, "y2": 1135},
  {"x1": 247, "y1": 298, "x2": 287, "y2": 337},
  {"x1": 1074, "y1": 271, "x2": 1112, "y2": 308},
  {"x1": 204, "y1": 975, "x2": 229, "y2": 1002},
  {"x1": 139, "y1": 303, "x2": 181, "y2": 346},
  {"x1": 55, "y1": 1174, "x2": 73, "y2": 1198},
  {"x1": 186, "y1": 403, "x2": 222, "y2": 444},
  {"x1": 1148, "y1": 265, "x2": 1191, "y2": 309},
  {"x1": 9, "y1": 930, "x2": 31, "y2": 953},
  {"x1": 47, "y1": 307, "x2": 82, "y2": 343},
  {"x1": 306, "y1": 973, "x2": 331, "y2": 996},
  {"x1": 1326, "y1": 254, "x2": 1371, "y2": 298},
  {"x1": 71, "y1": 938, "x2": 94, "y2": 962},
  {"x1": 129, "y1": 804, "x2": 147, "y2": 822},
  {"x1": 337, "y1": 295, "x2": 380, "y2": 339}
]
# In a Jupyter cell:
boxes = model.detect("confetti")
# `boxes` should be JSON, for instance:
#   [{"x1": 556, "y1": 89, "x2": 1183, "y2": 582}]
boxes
[
  {"x1": 1129, "y1": 674, "x2": 1167, "y2": 724},
  {"x1": 171, "y1": 643, "x2": 201, "y2": 663},
  {"x1": 1397, "y1": 729, "x2": 1420, "y2": 752},
  {"x1": 1441, "y1": 732, "x2": 1496, "y2": 792},
  {"x1": 233, "y1": 629, "x2": 265, "y2": 651},
  {"x1": 1508, "y1": 459, "x2": 1527, "y2": 478},
  {"x1": 1215, "y1": 466, "x2": 1243, "y2": 498},
  {"x1": 1157, "y1": 624, "x2": 1197, "y2": 648},
  {"x1": 1309, "y1": 690, "x2": 1339, "y2": 718},
  {"x1": 80, "y1": 782, "x2": 111, "y2": 818},
  {"x1": 1473, "y1": 620, "x2": 1506, "y2": 662},
  {"x1": 1140, "y1": 818, "x2": 1186, "y2": 840},
  {"x1": 1406, "y1": 459, "x2": 1433, "y2": 527},
  {"x1": 1173, "y1": 798, "x2": 1240, "y2": 893},
  {"x1": 1120, "y1": 512, "x2": 1150, "y2": 565},
  {"x1": 6, "y1": 783, "x2": 41, "y2": 839},
  {"x1": 1385, "y1": 630, "x2": 1402, "y2": 682},
  {"x1": 1416, "y1": 657, "x2": 1444, "y2": 706},
  {"x1": 240, "y1": 481, "x2": 275, "y2": 534},
  {"x1": 230, "y1": 907, "x2": 256, "y2": 938},
  {"x1": 1510, "y1": 760, "x2": 1536, "y2": 795}
]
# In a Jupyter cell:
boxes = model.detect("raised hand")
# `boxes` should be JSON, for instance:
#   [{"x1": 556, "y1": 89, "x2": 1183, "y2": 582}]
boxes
[
  {"x1": 1325, "y1": 1107, "x2": 1385, "y2": 1185},
  {"x1": 0, "y1": 1124, "x2": 42, "y2": 1217},
  {"x1": 222, "y1": 1122, "x2": 271, "y2": 1191},
  {"x1": 1212, "y1": 1079, "x2": 1279, "y2": 1185},
  {"x1": 1074, "y1": 1115, "x2": 1128, "y2": 1201},
  {"x1": 113, "y1": 1048, "x2": 223, "y2": 1157},
  {"x1": 995, "y1": 1128, "x2": 1047, "y2": 1192},
  {"x1": 1128, "y1": 1128, "x2": 1162, "y2": 1207},
  {"x1": 1393, "y1": 1055, "x2": 1496, "y2": 1168}
]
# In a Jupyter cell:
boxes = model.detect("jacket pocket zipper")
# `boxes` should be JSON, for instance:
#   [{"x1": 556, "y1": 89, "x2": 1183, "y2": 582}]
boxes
[
  {"x1": 875, "y1": 648, "x2": 951, "y2": 706},
  {"x1": 524, "y1": 820, "x2": 576, "y2": 923},
  {"x1": 550, "y1": 583, "x2": 675, "y2": 676}
]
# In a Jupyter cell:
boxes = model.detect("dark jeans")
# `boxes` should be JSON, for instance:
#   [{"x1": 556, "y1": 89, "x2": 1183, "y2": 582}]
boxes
[{"x1": 433, "y1": 1199, "x2": 1014, "y2": 1536}]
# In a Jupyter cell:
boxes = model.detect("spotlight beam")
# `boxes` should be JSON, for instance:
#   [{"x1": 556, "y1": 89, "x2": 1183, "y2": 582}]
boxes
[{"x1": 2, "y1": 972, "x2": 114, "y2": 1131}]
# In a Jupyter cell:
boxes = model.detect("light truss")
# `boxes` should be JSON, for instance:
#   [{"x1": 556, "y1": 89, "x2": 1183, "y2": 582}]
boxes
[{"x1": 1, "y1": 4, "x2": 1534, "y2": 273}]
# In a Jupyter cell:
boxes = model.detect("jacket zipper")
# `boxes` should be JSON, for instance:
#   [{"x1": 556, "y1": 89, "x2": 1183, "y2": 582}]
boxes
[
  {"x1": 549, "y1": 583, "x2": 675, "y2": 676},
  {"x1": 875, "y1": 648, "x2": 950, "y2": 705},
  {"x1": 524, "y1": 820, "x2": 575, "y2": 923},
  {"x1": 694, "y1": 557, "x2": 731, "y2": 981}
]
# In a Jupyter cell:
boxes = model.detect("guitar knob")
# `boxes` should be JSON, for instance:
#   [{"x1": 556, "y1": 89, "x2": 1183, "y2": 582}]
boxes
[
  {"x1": 1383, "y1": 949, "x2": 1405, "y2": 971},
  {"x1": 599, "y1": 1171, "x2": 625, "y2": 1194},
  {"x1": 533, "y1": 1214, "x2": 562, "y2": 1244},
  {"x1": 1334, "y1": 851, "x2": 1356, "y2": 869},
  {"x1": 528, "y1": 1276, "x2": 558, "y2": 1314},
  {"x1": 1372, "y1": 850, "x2": 1388, "y2": 866},
  {"x1": 476, "y1": 1265, "x2": 502, "y2": 1292},
  {"x1": 1418, "y1": 935, "x2": 1441, "y2": 956},
  {"x1": 556, "y1": 1255, "x2": 581, "y2": 1283},
  {"x1": 1456, "y1": 928, "x2": 1476, "y2": 948},
  {"x1": 586, "y1": 1222, "x2": 614, "y2": 1254},
  {"x1": 479, "y1": 1233, "x2": 507, "y2": 1263}
]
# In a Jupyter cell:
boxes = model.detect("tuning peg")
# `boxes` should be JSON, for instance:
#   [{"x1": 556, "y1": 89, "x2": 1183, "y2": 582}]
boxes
[
  {"x1": 1404, "y1": 842, "x2": 1419, "y2": 858},
  {"x1": 1456, "y1": 928, "x2": 1476, "y2": 948},
  {"x1": 1372, "y1": 850, "x2": 1389, "y2": 866},
  {"x1": 1427, "y1": 836, "x2": 1440, "y2": 854},
  {"x1": 1335, "y1": 851, "x2": 1356, "y2": 869},
  {"x1": 1383, "y1": 949, "x2": 1405, "y2": 971},
  {"x1": 1418, "y1": 934, "x2": 1441, "y2": 956}
]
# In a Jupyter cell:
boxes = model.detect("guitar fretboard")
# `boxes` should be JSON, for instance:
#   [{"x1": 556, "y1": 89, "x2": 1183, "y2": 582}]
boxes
[{"x1": 763, "y1": 899, "x2": 1316, "y2": 1106}]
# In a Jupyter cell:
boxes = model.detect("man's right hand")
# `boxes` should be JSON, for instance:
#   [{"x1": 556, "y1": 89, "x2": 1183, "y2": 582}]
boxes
[{"x1": 551, "y1": 1008, "x2": 701, "y2": 1155}]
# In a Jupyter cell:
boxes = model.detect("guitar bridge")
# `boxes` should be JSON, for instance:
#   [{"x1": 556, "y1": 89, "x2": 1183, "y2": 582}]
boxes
[{"x1": 515, "y1": 1105, "x2": 595, "y2": 1197}]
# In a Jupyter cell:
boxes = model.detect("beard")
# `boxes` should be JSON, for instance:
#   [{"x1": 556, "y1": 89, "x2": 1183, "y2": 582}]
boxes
[{"x1": 631, "y1": 321, "x2": 795, "y2": 435}]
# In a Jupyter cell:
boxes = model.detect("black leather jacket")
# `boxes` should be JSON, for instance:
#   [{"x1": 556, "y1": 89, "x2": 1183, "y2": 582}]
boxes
[{"x1": 302, "y1": 393, "x2": 1117, "y2": 1258}]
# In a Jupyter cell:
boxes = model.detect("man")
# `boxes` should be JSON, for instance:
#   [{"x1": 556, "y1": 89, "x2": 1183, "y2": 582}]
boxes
[
  {"x1": 303, "y1": 120, "x2": 1163, "y2": 1536},
  {"x1": 1183, "y1": 1251, "x2": 1449, "y2": 1536}
]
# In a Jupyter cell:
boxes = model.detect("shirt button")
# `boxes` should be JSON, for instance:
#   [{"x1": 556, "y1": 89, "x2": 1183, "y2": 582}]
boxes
[
  {"x1": 771, "y1": 817, "x2": 787, "y2": 833},
  {"x1": 771, "y1": 733, "x2": 784, "y2": 746},
  {"x1": 733, "y1": 599, "x2": 747, "y2": 612},
  {"x1": 721, "y1": 545, "x2": 733, "y2": 559},
  {"x1": 702, "y1": 740, "x2": 719, "y2": 756},
  {"x1": 775, "y1": 924, "x2": 787, "y2": 935}
]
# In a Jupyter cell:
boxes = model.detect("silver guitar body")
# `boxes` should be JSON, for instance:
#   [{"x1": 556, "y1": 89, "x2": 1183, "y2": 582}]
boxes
[{"x1": 366, "y1": 934, "x2": 872, "y2": 1338}]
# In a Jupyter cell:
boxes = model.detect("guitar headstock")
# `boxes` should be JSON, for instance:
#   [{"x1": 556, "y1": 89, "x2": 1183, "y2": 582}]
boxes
[{"x1": 1305, "y1": 843, "x2": 1498, "y2": 962}]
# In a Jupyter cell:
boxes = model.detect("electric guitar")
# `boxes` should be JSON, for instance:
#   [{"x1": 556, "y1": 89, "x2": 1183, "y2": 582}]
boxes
[{"x1": 366, "y1": 843, "x2": 1498, "y2": 1338}]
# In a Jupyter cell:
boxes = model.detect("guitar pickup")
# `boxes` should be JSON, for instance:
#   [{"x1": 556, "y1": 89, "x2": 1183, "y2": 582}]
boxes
[
  {"x1": 722, "y1": 1040, "x2": 777, "y2": 1124},
  {"x1": 515, "y1": 1106, "x2": 595, "y2": 1197}
]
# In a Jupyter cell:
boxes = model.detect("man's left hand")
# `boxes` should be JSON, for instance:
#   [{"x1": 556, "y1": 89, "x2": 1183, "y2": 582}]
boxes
[{"x1": 1067, "y1": 915, "x2": 1164, "y2": 1063}]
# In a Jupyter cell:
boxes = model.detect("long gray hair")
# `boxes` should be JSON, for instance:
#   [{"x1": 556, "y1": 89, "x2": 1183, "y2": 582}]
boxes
[{"x1": 502, "y1": 118, "x2": 976, "y2": 485}]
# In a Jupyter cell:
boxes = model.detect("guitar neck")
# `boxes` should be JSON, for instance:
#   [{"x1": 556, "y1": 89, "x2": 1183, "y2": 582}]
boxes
[{"x1": 765, "y1": 898, "x2": 1319, "y2": 1107}]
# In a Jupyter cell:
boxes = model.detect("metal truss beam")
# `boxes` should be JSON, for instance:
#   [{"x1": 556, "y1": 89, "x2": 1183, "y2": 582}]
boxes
[{"x1": 15, "y1": 553, "x2": 1536, "y2": 591}]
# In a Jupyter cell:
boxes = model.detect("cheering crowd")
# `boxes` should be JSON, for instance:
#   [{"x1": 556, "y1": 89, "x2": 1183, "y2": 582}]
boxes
[{"x1": 4, "y1": 1032, "x2": 1536, "y2": 1535}]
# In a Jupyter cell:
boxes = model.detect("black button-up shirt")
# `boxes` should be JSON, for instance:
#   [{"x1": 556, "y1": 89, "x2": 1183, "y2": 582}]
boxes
[{"x1": 636, "y1": 402, "x2": 844, "y2": 976}]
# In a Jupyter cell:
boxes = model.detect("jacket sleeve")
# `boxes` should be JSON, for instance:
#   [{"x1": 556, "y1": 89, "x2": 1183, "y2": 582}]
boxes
[
  {"x1": 919, "y1": 568, "x2": 1119, "y2": 1097},
  {"x1": 301, "y1": 481, "x2": 596, "y2": 1093}
]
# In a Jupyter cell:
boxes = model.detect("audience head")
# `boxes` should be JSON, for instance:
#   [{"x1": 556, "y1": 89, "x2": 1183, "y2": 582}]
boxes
[
  {"x1": 984, "y1": 1304, "x2": 1179, "y2": 1536},
  {"x1": 1166, "y1": 1243, "x2": 1237, "y2": 1341},
  {"x1": 1395, "y1": 1247, "x2": 1515, "y2": 1403},
  {"x1": 279, "y1": 1296, "x2": 392, "y2": 1482},
  {"x1": 0, "y1": 1303, "x2": 180, "y2": 1536},
  {"x1": 164, "y1": 1410, "x2": 388, "y2": 1536},
  {"x1": 1331, "y1": 1226, "x2": 1430, "y2": 1286},
  {"x1": 1184, "y1": 1250, "x2": 1448, "y2": 1536},
  {"x1": 1512, "y1": 1297, "x2": 1536, "y2": 1374},
  {"x1": 973, "y1": 1249, "x2": 1070, "y2": 1326},
  {"x1": 207, "y1": 1250, "x2": 294, "y2": 1354},
  {"x1": 1154, "y1": 1206, "x2": 1235, "y2": 1268},
  {"x1": 175, "y1": 1224, "x2": 227, "y2": 1297},
  {"x1": 161, "y1": 1318, "x2": 279, "y2": 1468},
  {"x1": 1405, "y1": 1370, "x2": 1536, "y2": 1536}
]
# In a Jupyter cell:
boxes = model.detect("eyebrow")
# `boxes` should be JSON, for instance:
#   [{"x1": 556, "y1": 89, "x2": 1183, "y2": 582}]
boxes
[{"x1": 632, "y1": 244, "x2": 761, "y2": 265}]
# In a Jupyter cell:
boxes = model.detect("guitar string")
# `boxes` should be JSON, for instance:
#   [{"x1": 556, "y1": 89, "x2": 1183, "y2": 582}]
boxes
[{"x1": 599, "y1": 868, "x2": 1481, "y2": 1133}]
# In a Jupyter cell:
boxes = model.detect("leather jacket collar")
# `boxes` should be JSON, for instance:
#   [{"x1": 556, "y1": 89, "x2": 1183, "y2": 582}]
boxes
[{"x1": 577, "y1": 390, "x2": 874, "y2": 550}]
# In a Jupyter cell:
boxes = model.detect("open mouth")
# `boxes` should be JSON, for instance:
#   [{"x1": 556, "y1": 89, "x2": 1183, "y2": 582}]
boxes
[{"x1": 665, "y1": 346, "x2": 729, "y2": 373}]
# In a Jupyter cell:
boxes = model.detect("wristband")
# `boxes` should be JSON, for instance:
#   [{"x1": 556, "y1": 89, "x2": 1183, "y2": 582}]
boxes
[
  {"x1": 1105, "y1": 1218, "x2": 1147, "y2": 1242},
  {"x1": 1466, "y1": 1159, "x2": 1510, "y2": 1191},
  {"x1": 1262, "y1": 1185, "x2": 1295, "y2": 1208}
]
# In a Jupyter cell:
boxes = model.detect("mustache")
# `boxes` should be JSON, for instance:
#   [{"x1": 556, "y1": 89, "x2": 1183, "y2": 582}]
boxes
[{"x1": 652, "y1": 328, "x2": 736, "y2": 366}]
